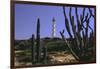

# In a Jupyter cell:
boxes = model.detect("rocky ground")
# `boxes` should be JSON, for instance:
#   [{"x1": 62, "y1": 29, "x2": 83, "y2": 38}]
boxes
[
  {"x1": 15, "y1": 51, "x2": 78, "y2": 66},
  {"x1": 48, "y1": 51, "x2": 78, "y2": 64}
]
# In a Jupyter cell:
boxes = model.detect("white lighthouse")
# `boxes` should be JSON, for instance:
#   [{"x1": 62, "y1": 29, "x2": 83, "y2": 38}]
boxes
[{"x1": 52, "y1": 17, "x2": 56, "y2": 38}]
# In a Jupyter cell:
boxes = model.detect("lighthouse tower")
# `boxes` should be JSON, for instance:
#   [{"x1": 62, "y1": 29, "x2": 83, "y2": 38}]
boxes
[{"x1": 52, "y1": 17, "x2": 56, "y2": 38}]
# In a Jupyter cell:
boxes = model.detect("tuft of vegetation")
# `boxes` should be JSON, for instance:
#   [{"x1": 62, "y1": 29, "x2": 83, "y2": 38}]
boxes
[{"x1": 46, "y1": 41, "x2": 69, "y2": 52}]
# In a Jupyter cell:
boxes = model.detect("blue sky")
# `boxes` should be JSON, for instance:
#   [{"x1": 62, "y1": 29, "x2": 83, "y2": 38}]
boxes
[{"x1": 15, "y1": 4, "x2": 95, "y2": 40}]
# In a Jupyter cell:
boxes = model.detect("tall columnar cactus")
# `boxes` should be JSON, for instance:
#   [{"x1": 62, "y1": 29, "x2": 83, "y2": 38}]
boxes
[
  {"x1": 36, "y1": 18, "x2": 41, "y2": 63},
  {"x1": 31, "y1": 34, "x2": 35, "y2": 64},
  {"x1": 60, "y1": 6, "x2": 94, "y2": 61}
]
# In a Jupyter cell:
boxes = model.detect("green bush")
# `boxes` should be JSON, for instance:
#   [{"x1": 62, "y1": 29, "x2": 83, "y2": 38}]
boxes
[{"x1": 46, "y1": 41, "x2": 68, "y2": 52}]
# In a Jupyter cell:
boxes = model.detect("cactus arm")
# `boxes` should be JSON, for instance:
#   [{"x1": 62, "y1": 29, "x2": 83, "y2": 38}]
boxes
[
  {"x1": 81, "y1": 8, "x2": 85, "y2": 22},
  {"x1": 71, "y1": 16, "x2": 81, "y2": 50},
  {"x1": 75, "y1": 7, "x2": 80, "y2": 32},
  {"x1": 63, "y1": 7, "x2": 73, "y2": 38},
  {"x1": 60, "y1": 31, "x2": 80, "y2": 60},
  {"x1": 88, "y1": 8, "x2": 94, "y2": 18}
]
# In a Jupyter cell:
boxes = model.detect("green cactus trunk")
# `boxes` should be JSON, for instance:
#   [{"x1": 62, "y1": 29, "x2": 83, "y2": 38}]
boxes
[
  {"x1": 36, "y1": 18, "x2": 41, "y2": 63},
  {"x1": 31, "y1": 34, "x2": 35, "y2": 64}
]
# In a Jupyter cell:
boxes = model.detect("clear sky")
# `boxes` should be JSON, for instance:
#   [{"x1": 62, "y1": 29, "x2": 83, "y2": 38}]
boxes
[{"x1": 15, "y1": 3, "x2": 95, "y2": 40}]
